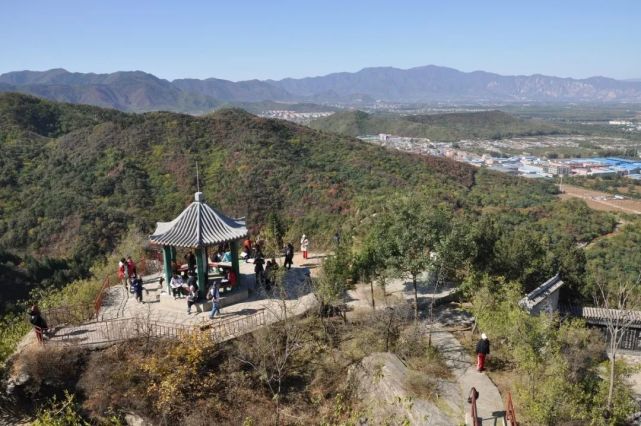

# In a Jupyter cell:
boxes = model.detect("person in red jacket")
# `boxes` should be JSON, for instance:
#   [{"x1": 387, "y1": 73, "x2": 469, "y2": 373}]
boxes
[
  {"x1": 476, "y1": 333, "x2": 490, "y2": 372},
  {"x1": 118, "y1": 258, "x2": 127, "y2": 288}
]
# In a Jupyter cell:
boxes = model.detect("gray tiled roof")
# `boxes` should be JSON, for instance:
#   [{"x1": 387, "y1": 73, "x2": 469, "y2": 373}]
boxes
[
  {"x1": 561, "y1": 305, "x2": 641, "y2": 326},
  {"x1": 149, "y1": 193, "x2": 247, "y2": 248},
  {"x1": 519, "y1": 274, "x2": 564, "y2": 312}
]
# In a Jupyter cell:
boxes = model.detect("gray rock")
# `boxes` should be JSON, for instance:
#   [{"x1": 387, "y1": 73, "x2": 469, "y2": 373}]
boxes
[{"x1": 349, "y1": 352, "x2": 461, "y2": 425}]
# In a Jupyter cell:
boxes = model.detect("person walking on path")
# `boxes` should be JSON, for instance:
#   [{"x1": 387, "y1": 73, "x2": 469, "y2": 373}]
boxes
[
  {"x1": 132, "y1": 274, "x2": 144, "y2": 303},
  {"x1": 476, "y1": 333, "x2": 490, "y2": 372},
  {"x1": 118, "y1": 258, "x2": 128, "y2": 289},
  {"x1": 208, "y1": 282, "x2": 221, "y2": 319},
  {"x1": 300, "y1": 234, "x2": 309, "y2": 260},
  {"x1": 284, "y1": 242, "x2": 294, "y2": 270}
]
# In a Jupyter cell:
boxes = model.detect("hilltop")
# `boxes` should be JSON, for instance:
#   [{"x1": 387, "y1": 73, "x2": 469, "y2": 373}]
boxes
[{"x1": 308, "y1": 109, "x2": 561, "y2": 141}]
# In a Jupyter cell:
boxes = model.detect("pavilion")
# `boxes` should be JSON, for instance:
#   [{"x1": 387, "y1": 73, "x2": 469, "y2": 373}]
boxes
[{"x1": 149, "y1": 192, "x2": 248, "y2": 296}]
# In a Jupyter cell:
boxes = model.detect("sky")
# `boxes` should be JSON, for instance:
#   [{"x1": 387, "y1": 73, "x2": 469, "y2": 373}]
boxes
[{"x1": 1, "y1": 0, "x2": 640, "y2": 81}]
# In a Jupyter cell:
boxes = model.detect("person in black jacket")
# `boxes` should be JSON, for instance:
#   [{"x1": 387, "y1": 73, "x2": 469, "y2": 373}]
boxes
[{"x1": 476, "y1": 333, "x2": 490, "y2": 371}]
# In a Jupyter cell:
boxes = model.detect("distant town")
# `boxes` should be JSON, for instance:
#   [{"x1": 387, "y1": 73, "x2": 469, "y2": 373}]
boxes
[
  {"x1": 258, "y1": 110, "x2": 334, "y2": 124},
  {"x1": 362, "y1": 133, "x2": 641, "y2": 181}
]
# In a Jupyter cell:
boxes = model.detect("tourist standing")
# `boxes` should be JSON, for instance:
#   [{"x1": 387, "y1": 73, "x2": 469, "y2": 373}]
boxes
[
  {"x1": 187, "y1": 283, "x2": 198, "y2": 314},
  {"x1": 186, "y1": 251, "x2": 197, "y2": 274},
  {"x1": 284, "y1": 243, "x2": 294, "y2": 270},
  {"x1": 208, "y1": 282, "x2": 221, "y2": 319},
  {"x1": 300, "y1": 234, "x2": 309, "y2": 260},
  {"x1": 475, "y1": 333, "x2": 490, "y2": 372},
  {"x1": 254, "y1": 252, "x2": 265, "y2": 288},
  {"x1": 29, "y1": 304, "x2": 49, "y2": 336},
  {"x1": 126, "y1": 256, "x2": 137, "y2": 278}
]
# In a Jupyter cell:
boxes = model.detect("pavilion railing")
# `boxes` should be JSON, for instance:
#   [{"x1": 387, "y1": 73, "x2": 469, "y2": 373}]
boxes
[{"x1": 33, "y1": 309, "x2": 269, "y2": 348}]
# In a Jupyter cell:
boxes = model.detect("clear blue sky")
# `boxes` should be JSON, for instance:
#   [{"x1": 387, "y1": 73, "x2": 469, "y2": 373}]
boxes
[{"x1": 1, "y1": 0, "x2": 640, "y2": 81}]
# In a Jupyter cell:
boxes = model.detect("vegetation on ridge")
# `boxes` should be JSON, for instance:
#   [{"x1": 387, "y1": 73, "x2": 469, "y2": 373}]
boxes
[{"x1": 309, "y1": 109, "x2": 562, "y2": 141}]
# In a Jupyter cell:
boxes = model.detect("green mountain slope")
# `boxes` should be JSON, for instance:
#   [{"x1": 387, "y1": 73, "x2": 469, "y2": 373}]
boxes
[
  {"x1": 309, "y1": 110, "x2": 561, "y2": 141},
  {"x1": 0, "y1": 92, "x2": 474, "y2": 261}
]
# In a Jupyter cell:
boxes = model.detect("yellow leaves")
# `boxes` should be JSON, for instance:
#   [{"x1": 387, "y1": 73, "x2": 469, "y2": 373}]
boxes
[{"x1": 135, "y1": 331, "x2": 216, "y2": 415}]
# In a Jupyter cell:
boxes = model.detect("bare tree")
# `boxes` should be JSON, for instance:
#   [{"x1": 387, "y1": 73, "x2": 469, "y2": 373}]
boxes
[
  {"x1": 592, "y1": 272, "x2": 641, "y2": 415},
  {"x1": 235, "y1": 269, "x2": 307, "y2": 425}
]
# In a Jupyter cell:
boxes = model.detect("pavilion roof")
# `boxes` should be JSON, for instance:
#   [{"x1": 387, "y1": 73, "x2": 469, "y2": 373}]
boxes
[{"x1": 149, "y1": 192, "x2": 247, "y2": 248}]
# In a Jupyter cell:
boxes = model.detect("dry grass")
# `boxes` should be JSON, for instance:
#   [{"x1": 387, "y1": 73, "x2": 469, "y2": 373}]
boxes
[{"x1": 404, "y1": 370, "x2": 438, "y2": 401}]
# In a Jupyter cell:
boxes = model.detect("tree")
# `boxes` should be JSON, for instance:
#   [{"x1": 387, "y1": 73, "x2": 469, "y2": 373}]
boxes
[
  {"x1": 592, "y1": 272, "x2": 641, "y2": 417},
  {"x1": 353, "y1": 227, "x2": 393, "y2": 311},
  {"x1": 382, "y1": 198, "x2": 450, "y2": 321},
  {"x1": 313, "y1": 246, "x2": 354, "y2": 321}
]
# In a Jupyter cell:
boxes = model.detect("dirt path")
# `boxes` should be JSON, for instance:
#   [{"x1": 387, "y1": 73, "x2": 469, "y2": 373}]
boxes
[{"x1": 560, "y1": 185, "x2": 641, "y2": 214}]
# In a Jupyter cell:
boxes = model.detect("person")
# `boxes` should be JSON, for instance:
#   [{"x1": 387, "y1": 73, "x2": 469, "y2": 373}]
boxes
[
  {"x1": 264, "y1": 260, "x2": 273, "y2": 291},
  {"x1": 208, "y1": 282, "x2": 221, "y2": 319},
  {"x1": 132, "y1": 274, "x2": 144, "y2": 303},
  {"x1": 333, "y1": 231, "x2": 341, "y2": 247},
  {"x1": 118, "y1": 258, "x2": 128, "y2": 288},
  {"x1": 170, "y1": 273, "x2": 185, "y2": 298},
  {"x1": 187, "y1": 272, "x2": 198, "y2": 293},
  {"x1": 284, "y1": 242, "x2": 294, "y2": 270},
  {"x1": 476, "y1": 333, "x2": 490, "y2": 372},
  {"x1": 300, "y1": 234, "x2": 309, "y2": 260},
  {"x1": 243, "y1": 238, "x2": 253, "y2": 258},
  {"x1": 29, "y1": 304, "x2": 49, "y2": 336},
  {"x1": 187, "y1": 283, "x2": 198, "y2": 314},
  {"x1": 186, "y1": 251, "x2": 197, "y2": 274},
  {"x1": 126, "y1": 256, "x2": 137, "y2": 277},
  {"x1": 254, "y1": 252, "x2": 265, "y2": 288}
]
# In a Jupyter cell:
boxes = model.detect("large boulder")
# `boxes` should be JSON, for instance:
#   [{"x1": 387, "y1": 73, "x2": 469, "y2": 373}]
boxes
[{"x1": 349, "y1": 352, "x2": 462, "y2": 425}]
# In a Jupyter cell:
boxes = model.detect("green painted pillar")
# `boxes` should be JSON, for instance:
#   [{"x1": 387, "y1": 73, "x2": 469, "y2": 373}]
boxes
[
  {"x1": 195, "y1": 247, "x2": 206, "y2": 298},
  {"x1": 170, "y1": 246, "x2": 177, "y2": 263},
  {"x1": 162, "y1": 246, "x2": 172, "y2": 293},
  {"x1": 231, "y1": 240, "x2": 240, "y2": 276}
]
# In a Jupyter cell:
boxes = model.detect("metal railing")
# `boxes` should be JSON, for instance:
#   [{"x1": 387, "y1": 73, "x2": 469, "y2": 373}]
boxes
[
  {"x1": 35, "y1": 309, "x2": 268, "y2": 348},
  {"x1": 93, "y1": 275, "x2": 112, "y2": 317},
  {"x1": 505, "y1": 392, "x2": 517, "y2": 426},
  {"x1": 468, "y1": 387, "x2": 480, "y2": 426}
]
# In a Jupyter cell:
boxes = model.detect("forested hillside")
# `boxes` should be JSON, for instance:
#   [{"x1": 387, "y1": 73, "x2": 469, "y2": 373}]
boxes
[
  {"x1": 0, "y1": 93, "x2": 629, "y2": 313},
  {"x1": 309, "y1": 109, "x2": 561, "y2": 140},
  {"x1": 0, "y1": 93, "x2": 474, "y2": 309}
]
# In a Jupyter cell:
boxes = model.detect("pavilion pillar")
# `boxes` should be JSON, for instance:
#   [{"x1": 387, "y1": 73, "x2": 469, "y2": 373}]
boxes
[
  {"x1": 231, "y1": 240, "x2": 240, "y2": 276},
  {"x1": 170, "y1": 246, "x2": 177, "y2": 263},
  {"x1": 162, "y1": 246, "x2": 172, "y2": 293},
  {"x1": 195, "y1": 247, "x2": 206, "y2": 298}
]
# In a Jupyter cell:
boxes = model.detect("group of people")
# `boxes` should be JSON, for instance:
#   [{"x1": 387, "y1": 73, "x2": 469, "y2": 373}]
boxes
[{"x1": 118, "y1": 255, "x2": 144, "y2": 303}]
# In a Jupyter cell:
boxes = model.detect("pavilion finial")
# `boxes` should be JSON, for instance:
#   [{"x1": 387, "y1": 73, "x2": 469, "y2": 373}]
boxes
[{"x1": 196, "y1": 162, "x2": 201, "y2": 193}]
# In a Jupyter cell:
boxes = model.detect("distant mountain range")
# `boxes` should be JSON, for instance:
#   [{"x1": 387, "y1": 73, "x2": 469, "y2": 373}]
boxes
[{"x1": 1, "y1": 65, "x2": 641, "y2": 113}]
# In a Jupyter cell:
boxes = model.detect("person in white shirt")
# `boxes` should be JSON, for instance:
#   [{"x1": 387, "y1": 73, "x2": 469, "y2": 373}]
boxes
[{"x1": 170, "y1": 273, "x2": 185, "y2": 299}]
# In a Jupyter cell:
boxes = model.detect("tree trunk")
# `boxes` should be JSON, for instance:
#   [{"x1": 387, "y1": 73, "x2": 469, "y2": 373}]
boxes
[
  {"x1": 370, "y1": 280, "x2": 375, "y2": 311},
  {"x1": 607, "y1": 332, "x2": 617, "y2": 413},
  {"x1": 413, "y1": 274, "x2": 419, "y2": 322}
]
